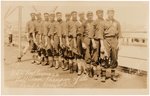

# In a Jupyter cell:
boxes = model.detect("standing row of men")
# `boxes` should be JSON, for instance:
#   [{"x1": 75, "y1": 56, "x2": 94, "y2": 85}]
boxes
[{"x1": 25, "y1": 9, "x2": 122, "y2": 82}]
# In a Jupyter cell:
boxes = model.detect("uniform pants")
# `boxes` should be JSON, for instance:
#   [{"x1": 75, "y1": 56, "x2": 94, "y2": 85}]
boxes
[
  {"x1": 53, "y1": 35, "x2": 60, "y2": 60},
  {"x1": 28, "y1": 33, "x2": 37, "y2": 53},
  {"x1": 68, "y1": 37, "x2": 75, "y2": 60},
  {"x1": 103, "y1": 37, "x2": 118, "y2": 68},
  {"x1": 62, "y1": 36, "x2": 66, "y2": 57},
  {"x1": 82, "y1": 37, "x2": 92, "y2": 64},
  {"x1": 92, "y1": 39, "x2": 101, "y2": 64},
  {"x1": 47, "y1": 36, "x2": 53, "y2": 56},
  {"x1": 40, "y1": 35, "x2": 48, "y2": 58},
  {"x1": 77, "y1": 35, "x2": 83, "y2": 58},
  {"x1": 61, "y1": 36, "x2": 68, "y2": 64}
]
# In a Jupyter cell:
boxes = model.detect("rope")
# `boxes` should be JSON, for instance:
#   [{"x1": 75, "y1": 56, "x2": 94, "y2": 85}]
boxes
[
  {"x1": 32, "y1": 6, "x2": 38, "y2": 12},
  {"x1": 4, "y1": 6, "x2": 12, "y2": 19},
  {"x1": 53, "y1": 6, "x2": 58, "y2": 12},
  {"x1": 5, "y1": 6, "x2": 18, "y2": 19}
]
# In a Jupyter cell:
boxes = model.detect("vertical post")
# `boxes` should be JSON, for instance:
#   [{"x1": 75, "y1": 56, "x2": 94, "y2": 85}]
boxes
[{"x1": 18, "y1": 6, "x2": 22, "y2": 61}]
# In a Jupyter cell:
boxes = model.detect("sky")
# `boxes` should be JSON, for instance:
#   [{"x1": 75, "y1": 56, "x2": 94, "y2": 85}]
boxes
[{"x1": 2, "y1": 1, "x2": 149, "y2": 32}]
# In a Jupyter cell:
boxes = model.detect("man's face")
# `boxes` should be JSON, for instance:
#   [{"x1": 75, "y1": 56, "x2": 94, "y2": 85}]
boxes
[
  {"x1": 31, "y1": 14, "x2": 36, "y2": 20},
  {"x1": 50, "y1": 15, "x2": 55, "y2": 21},
  {"x1": 56, "y1": 13, "x2": 62, "y2": 20},
  {"x1": 72, "y1": 13, "x2": 77, "y2": 19},
  {"x1": 87, "y1": 14, "x2": 93, "y2": 20},
  {"x1": 44, "y1": 14, "x2": 49, "y2": 20},
  {"x1": 65, "y1": 15, "x2": 71, "y2": 20},
  {"x1": 79, "y1": 14, "x2": 85, "y2": 19},
  {"x1": 107, "y1": 11, "x2": 114, "y2": 19},
  {"x1": 96, "y1": 12, "x2": 103, "y2": 18},
  {"x1": 36, "y1": 13, "x2": 41, "y2": 19}
]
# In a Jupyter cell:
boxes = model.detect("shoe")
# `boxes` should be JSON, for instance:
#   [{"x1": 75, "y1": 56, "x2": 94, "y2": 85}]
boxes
[
  {"x1": 49, "y1": 60, "x2": 54, "y2": 68},
  {"x1": 49, "y1": 62, "x2": 53, "y2": 68},
  {"x1": 101, "y1": 69, "x2": 106, "y2": 82},
  {"x1": 69, "y1": 64, "x2": 73, "y2": 73},
  {"x1": 111, "y1": 69, "x2": 117, "y2": 82},
  {"x1": 17, "y1": 56, "x2": 22, "y2": 62},
  {"x1": 63, "y1": 67, "x2": 69, "y2": 71},
  {"x1": 53, "y1": 60, "x2": 56, "y2": 67},
  {"x1": 12, "y1": 43, "x2": 15, "y2": 46},
  {"x1": 111, "y1": 75, "x2": 117, "y2": 82},
  {"x1": 101, "y1": 76, "x2": 106, "y2": 82},
  {"x1": 42, "y1": 60, "x2": 48, "y2": 66},
  {"x1": 61, "y1": 63, "x2": 65, "y2": 69},
  {"x1": 36, "y1": 61, "x2": 41, "y2": 65},
  {"x1": 94, "y1": 75, "x2": 98, "y2": 80},
  {"x1": 83, "y1": 71, "x2": 87, "y2": 74},
  {"x1": 63, "y1": 64, "x2": 69, "y2": 71},
  {"x1": 55, "y1": 61, "x2": 59, "y2": 69},
  {"x1": 93, "y1": 67, "x2": 97, "y2": 80},
  {"x1": 7, "y1": 43, "x2": 10, "y2": 46},
  {"x1": 89, "y1": 68, "x2": 93, "y2": 78},
  {"x1": 31, "y1": 60, "x2": 36, "y2": 64},
  {"x1": 73, "y1": 63, "x2": 78, "y2": 72},
  {"x1": 77, "y1": 69, "x2": 82, "y2": 76}
]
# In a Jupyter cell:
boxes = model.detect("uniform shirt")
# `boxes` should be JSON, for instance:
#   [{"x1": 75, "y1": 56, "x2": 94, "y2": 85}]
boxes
[
  {"x1": 83, "y1": 20, "x2": 95, "y2": 38},
  {"x1": 34, "y1": 19, "x2": 43, "y2": 35},
  {"x1": 51, "y1": 19, "x2": 66, "y2": 37},
  {"x1": 65, "y1": 20, "x2": 70, "y2": 36},
  {"x1": 79, "y1": 19, "x2": 86, "y2": 24},
  {"x1": 94, "y1": 18, "x2": 105, "y2": 39},
  {"x1": 67, "y1": 20, "x2": 80, "y2": 37},
  {"x1": 78, "y1": 19, "x2": 86, "y2": 36},
  {"x1": 48, "y1": 20, "x2": 55, "y2": 36},
  {"x1": 104, "y1": 18, "x2": 122, "y2": 38},
  {"x1": 26, "y1": 19, "x2": 36, "y2": 33},
  {"x1": 41, "y1": 20, "x2": 49, "y2": 36}
]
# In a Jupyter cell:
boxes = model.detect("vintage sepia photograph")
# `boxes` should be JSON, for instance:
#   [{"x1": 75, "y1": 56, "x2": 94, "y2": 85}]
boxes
[{"x1": 1, "y1": 1, "x2": 149, "y2": 95}]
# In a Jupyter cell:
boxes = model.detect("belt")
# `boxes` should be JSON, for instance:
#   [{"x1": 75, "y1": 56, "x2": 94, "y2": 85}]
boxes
[
  {"x1": 94, "y1": 38, "x2": 100, "y2": 41},
  {"x1": 62, "y1": 35, "x2": 66, "y2": 38},
  {"x1": 104, "y1": 35, "x2": 117, "y2": 39},
  {"x1": 43, "y1": 35, "x2": 48, "y2": 36},
  {"x1": 68, "y1": 35, "x2": 73, "y2": 38}
]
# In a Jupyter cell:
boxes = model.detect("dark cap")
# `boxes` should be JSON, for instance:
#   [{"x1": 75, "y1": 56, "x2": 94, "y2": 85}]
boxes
[
  {"x1": 30, "y1": 13, "x2": 35, "y2": 16},
  {"x1": 107, "y1": 9, "x2": 115, "y2": 13},
  {"x1": 96, "y1": 10, "x2": 103, "y2": 14},
  {"x1": 71, "y1": 11, "x2": 77, "y2": 15},
  {"x1": 49, "y1": 13, "x2": 55, "y2": 16},
  {"x1": 65, "y1": 13, "x2": 71, "y2": 16},
  {"x1": 36, "y1": 12, "x2": 41, "y2": 16},
  {"x1": 56, "y1": 12, "x2": 62, "y2": 15},
  {"x1": 44, "y1": 13, "x2": 49, "y2": 15},
  {"x1": 79, "y1": 12, "x2": 84, "y2": 16},
  {"x1": 87, "y1": 11, "x2": 93, "y2": 16}
]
